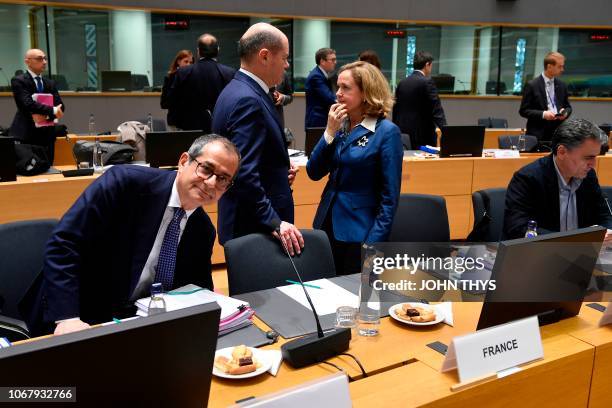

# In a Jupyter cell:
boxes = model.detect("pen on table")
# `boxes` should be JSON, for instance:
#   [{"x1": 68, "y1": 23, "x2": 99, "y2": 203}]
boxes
[{"x1": 285, "y1": 279, "x2": 322, "y2": 289}]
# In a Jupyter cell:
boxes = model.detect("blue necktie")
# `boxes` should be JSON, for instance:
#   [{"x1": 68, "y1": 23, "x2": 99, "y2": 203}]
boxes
[
  {"x1": 154, "y1": 207, "x2": 186, "y2": 291},
  {"x1": 35, "y1": 77, "x2": 43, "y2": 93}
]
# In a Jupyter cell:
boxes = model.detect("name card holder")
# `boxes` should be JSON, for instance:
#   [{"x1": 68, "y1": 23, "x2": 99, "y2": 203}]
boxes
[
  {"x1": 441, "y1": 316, "x2": 543, "y2": 390},
  {"x1": 599, "y1": 302, "x2": 612, "y2": 327}
]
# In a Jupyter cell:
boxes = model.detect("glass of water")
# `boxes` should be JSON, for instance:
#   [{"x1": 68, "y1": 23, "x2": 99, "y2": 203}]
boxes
[
  {"x1": 357, "y1": 312, "x2": 380, "y2": 336},
  {"x1": 335, "y1": 306, "x2": 357, "y2": 329},
  {"x1": 517, "y1": 134, "x2": 526, "y2": 152}
]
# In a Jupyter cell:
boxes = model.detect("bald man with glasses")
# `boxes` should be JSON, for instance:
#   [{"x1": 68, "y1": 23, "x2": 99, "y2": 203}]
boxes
[{"x1": 10, "y1": 49, "x2": 65, "y2": 165}]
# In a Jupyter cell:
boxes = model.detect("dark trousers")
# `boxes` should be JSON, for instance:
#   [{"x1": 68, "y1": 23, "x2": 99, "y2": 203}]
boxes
[{"x1": 321, "y1": 211, "x2": 362, "y2": 276}]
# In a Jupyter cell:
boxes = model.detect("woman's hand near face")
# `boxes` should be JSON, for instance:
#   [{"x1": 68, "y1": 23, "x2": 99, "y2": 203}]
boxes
[{"x1": 326, "y1": 103, "x2": 348, "y2": 137}]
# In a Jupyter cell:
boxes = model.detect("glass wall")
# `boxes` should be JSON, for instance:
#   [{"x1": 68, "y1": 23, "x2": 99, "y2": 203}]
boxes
[{"x1": 1, "y1": 2, "x2": 611, "y2": 97}]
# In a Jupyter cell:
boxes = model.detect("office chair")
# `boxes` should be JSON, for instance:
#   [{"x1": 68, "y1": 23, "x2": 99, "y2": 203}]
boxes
[
  {"x1": 498, "y1": 134, "x2": 538, "y2": 152},
  {"x1": 0, "y1": 219, "x2": 58, "y2": 341},
  {"x1": 478, "y1": 117, "x2": 509, "y2": 128},
  {"x1": 388, "y1": 194, "x2": 450, "y2": 242},
  {"x1": 224, "y1": 229, "x2": 336, "y2": 296},
  {"x1": 468, "y1": 188, "x2": 507, "y2": 242},
  {"x1": 400, "y1": 133, "x2": 412, "y2": 150},
  {"x1": 131, "y1": 74, "x2": 150, "y2": 91}
]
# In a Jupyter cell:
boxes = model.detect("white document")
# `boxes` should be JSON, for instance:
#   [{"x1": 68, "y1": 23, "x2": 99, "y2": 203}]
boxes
[
  {"x1": 135, "y1": 284, "x2": 247, "y2": 320},
  {"x1": 441, "y1": 316, "x2": 543, "y2": 383},
  {"x1": 277, "y1": 279, "x2": 359, "y2": 316},
  {"x1": 491, "y1": 149, "x2": 521, "y2": 158},
  {"x1": 599, "y1": 302, "x2": 612, "y2": 327}
]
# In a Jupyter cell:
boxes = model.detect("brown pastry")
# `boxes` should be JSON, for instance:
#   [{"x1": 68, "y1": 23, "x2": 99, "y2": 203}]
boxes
[{"x1": 215, "y1": 345, "x2": 261, "y2": 375}]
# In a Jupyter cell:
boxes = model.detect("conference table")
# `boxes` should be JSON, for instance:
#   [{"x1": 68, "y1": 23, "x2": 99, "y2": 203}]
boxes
[
  {"x1": 3, "y1": 154, "x2": 612, "y2": 264},
  {"x1": 207, "y1": 300, "x2": 611, "y2": 407},
  {"x1": 435, "y1": 127, "x2": 524, "y2": 149}
]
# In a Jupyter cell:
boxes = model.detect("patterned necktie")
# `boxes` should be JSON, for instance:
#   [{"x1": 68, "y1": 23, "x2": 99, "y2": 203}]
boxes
[
  {"x1": 154, "y1": 207, "x2": 186, "y2": 291},
  {"x1": 35, "y1": 77, "x2": 43, "y2": 93}
]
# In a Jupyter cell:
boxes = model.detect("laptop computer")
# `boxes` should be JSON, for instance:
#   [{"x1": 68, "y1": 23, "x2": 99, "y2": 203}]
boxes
[
  {"x1": 0, "y1": 303, "x2": 221, "y2": 406},
  {"x1": 0, "y1": 136, "x2": 17, "y2": 182},
  {"x1": 439, "y1": 125, "x2": 485, "y2": 158},
  {"x1": 146, "y1": 130, "x2": 204, "y2": 168},
  {"x1": 305, "y1": 127, "x2": 326, "y2": 157}
]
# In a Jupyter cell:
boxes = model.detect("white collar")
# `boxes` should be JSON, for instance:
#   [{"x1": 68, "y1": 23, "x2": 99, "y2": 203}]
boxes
[
  {"x1": 414, "y1": 70, "x2": 425, "y2": 76},
  {"x1": 317, "y1": 65, "x2": 329, "y2": 79},
  {"x1": 239, "y1": 68, "x2": 269, "y2": 93},
  {"x1": 542, "y1": 72, "x2": 554, "y2": 84},
  {"x1": 27, "y1": 69, "x2": 42, "y2": 79},
  {"x1": 359, "y1": 116, "x2": 378, "y2": 133},
  {"x1": 168, "y1": 178, "x2": 196, "y2": 218}
]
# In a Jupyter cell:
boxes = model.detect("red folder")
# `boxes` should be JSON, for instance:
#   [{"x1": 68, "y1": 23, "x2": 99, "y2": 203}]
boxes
[{"x1": 32, "y1": 93, "x2": 55, "y2": 128}]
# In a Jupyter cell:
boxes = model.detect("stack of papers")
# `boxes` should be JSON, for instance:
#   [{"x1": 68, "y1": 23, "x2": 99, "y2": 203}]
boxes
[{"x1": 135, "y1": 284, "x2": 253, "y2": 336}]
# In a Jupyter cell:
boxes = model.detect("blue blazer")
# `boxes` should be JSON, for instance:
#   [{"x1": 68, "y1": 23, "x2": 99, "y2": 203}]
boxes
[
  {"x1": 305, "y1": 67, "x2": 336, "y2": 128},
  {"x1": 307, "y1": 118, "x2": 403, "y2": 244},
  {"x1": 20, "y1": 165, "x2": 216, "y2": 335},
  {"x1": 212, "y1": 71, "x2": 294, "y2": 244}
]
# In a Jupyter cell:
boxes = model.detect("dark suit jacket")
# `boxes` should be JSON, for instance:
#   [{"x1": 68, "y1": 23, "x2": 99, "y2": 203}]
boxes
[
  {"x1": 503, "y1": 154, "x2": 612, "y2": 239},
  {"x1": 392, "y1": 71, "x2": 446, "y2": 148},
  {"x1": 167, "y1": 58, "x2": 235, "y2": 132},
  {"x1": 305, "y1": 66, "x2": 336, "y2": 128},
  {"x1": 212, "y1": 70, "x2": 294, "y2": 244},
  {"x1": 20, "y1": 165, "x2": 216, "y2": 335},
  {"x1": 519, "y1": 75, "x2": 572, "y2": 141},
  {"x1": 9, "y1": 71, "x2": 64, "y2": 145},
  {"x1": 307, "y1": 118, "x2": 404, "y2": 244},
  {"x1": 160, "y1": 72, "x2": 178, "y2": 126}
]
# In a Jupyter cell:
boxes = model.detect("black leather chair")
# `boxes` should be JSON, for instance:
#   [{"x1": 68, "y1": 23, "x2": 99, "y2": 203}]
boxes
[
  {"x1": 0, "y1": 219, "x2": 58, "y2": 341},
  {"x1": 498, "y1": 134, "x2": 538, "y2": 152},
  {"x1": 478, "y1": 117, "x2": 509, "y2": 128},
  {"x1": 224, "y1": 229, "x2": 336, "y2": 296},
  {"x1": 131, "y1": 74, "x2": 150, "y2": 91},
  {"x1": 400, "y1": 133, "x2": 412, "y2": 150},
  {"x1": 388, "y1": 194, "x2": 450, "y2": 242},
  {"x1": 469, "y1": 188, "x2": 506, "y2": 242}
]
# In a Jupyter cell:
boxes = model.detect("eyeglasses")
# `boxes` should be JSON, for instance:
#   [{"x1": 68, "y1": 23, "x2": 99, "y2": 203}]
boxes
[
  {"x1": 28, "y1": 56, "x2": 47, "y2": 62},
  {"x1": 190, "y1": 156, "x2": 234, "y2": 190}
]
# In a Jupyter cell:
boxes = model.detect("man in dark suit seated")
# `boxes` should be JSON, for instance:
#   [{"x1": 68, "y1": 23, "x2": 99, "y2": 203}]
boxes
[
  {"x1": 305, "y1": 48, "x2": 337, "y2": 129},
  {"x1": 9, "y1": 48, "x2": 64, "y2": 164},
  {"x1": 212, "y1": 22, "x2": 304, "y2": 256},
  {"x1": 20, "y1": 135, "x2": 240, "y2": 336},
  {"x1": 519, "y1": 51, "x2": 572, "y2": 143},
  {"x1": 392, "y1": 51, "x2": 446, "y2": 148},
  {"x1": 503, "y1": 118, "x2": 612, "y2": 240},
  {"x1": 168, "y1": 34, "x2": 235, "y2": 133}
]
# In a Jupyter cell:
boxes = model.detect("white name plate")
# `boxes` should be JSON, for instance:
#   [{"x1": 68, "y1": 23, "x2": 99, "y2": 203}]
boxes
[
  {"x1": 441, "y1": 316, "x2": 543, "y2": 383},
  {"x1": 599, "y1": 302, "x2": 612, "y2": 327},
  {"x1": 493, "y1": 149, "x2": 521, "y2": 158}
]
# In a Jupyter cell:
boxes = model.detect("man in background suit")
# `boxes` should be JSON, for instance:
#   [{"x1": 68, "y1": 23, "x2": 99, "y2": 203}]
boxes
[
  {"x1": 10, "y1": 49, "x2": 64, "y2": 164},
  {"x1": 20, "y1": 135, "x2": 240, "y2": 336},
  {"x1": 305, "y1": 48, "x2": 337, "y2": 129},
  {"x1": 212, "y1": 22, "x2": 304, "y2": 255},
  {"x1": 519, "y1": 51, "x2": 572, "y2": 142},
  {"x1": 503, "y1": 119, "x2": 612, "y2": 240},
  {"x1": 393, "y1": 51, "x2": 446, "y2": 148},
  {"x1": 169, "y1": 34, "x2": 235, "y2": 133}
]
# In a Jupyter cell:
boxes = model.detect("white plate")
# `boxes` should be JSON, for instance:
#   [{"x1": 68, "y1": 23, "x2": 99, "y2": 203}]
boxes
[
  {"x1": 388, "y1": 303, "x2": 445, "y2": 326},
  {"x1": 213, "y1": 346, "x2": 272, "y2": 379}
]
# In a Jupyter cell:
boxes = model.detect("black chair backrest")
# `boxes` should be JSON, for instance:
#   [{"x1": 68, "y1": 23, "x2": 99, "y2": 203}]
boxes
[
  {"x1": 389, "y1": 194, "x2": 450, "y2": 242},
  {"x1": 305, "y1": 127, "x2": 326, "y2": 157},
  {"x1": 497, "y1": 134, "x2": 538, "y2": 152},
  {"x1": 478, "y1": 117, "x2": 508, "y2": 128},
  {"x1": 0, "y1": 219, "x2": 57, "y2": 320},
  {"x1": 469, "y1": 188, "x2": 506, "y2": 242},
  {"x1": 224, "y1": 229, "x2": 336, "y2": 296},
  {"x1": 400, "y1": 133, "x2": 412, "y2": 150},
  {"x1": 131, "y1": 74, "x2": 150, "y2": 90}
]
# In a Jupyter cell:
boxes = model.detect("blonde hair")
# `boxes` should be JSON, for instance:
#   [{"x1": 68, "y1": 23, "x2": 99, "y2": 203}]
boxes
[{"x1": 338, "y1": 61, "x2": 393, "y2": 118}]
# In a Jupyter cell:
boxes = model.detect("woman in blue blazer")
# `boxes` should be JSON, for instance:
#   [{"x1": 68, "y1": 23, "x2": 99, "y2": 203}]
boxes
[{"x1": 307, "y1": 61, "x2": 403, "y2": 275}]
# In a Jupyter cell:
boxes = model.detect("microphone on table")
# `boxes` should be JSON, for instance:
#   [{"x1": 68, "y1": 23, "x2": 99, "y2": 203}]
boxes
[{"x1": 271, "y1": 219, "x2": 351, "y2": 368}]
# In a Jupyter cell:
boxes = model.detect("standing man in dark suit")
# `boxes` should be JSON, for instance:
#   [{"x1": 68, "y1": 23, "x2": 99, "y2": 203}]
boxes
[
  {"x1": 519, "y1": 51, "x2": 572, "y2": 142},
  {"x1": 168, "y1": 34, "x2": 235, "y2": 133},
  {"x1": 393, "y1": 51, "x2": 446, "y2": 148},
  {"x1": 503, "y1": 119, "x2": 612, "y2": 240},
  {"x1": 305, "y1": 48, "x2": 337, "y2": 129},
  {"x1": 10, "y1": 48, "x2": 64, "y2": 164},
  {"x1": 212, "y1": 22, "x2": 304, "y2": 255},
  {"x1": 20, "y1": 135, "x2": 240, "y2": 336}
]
